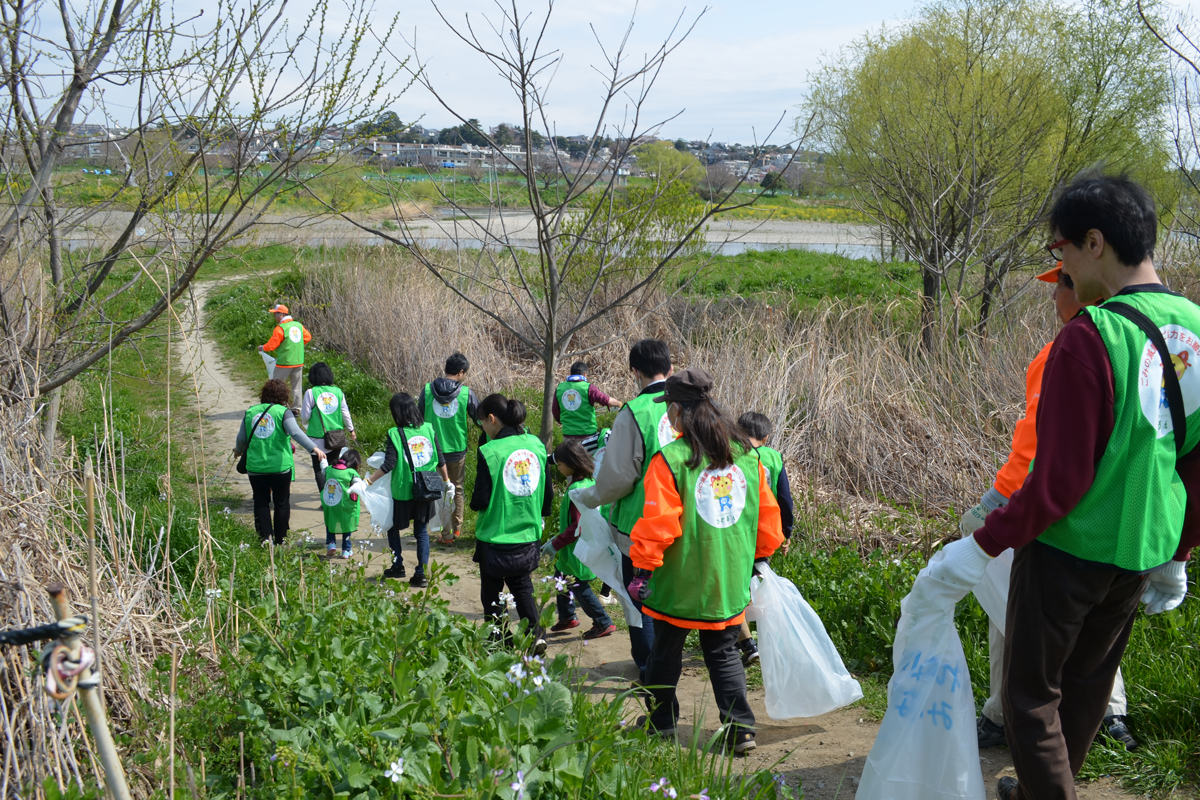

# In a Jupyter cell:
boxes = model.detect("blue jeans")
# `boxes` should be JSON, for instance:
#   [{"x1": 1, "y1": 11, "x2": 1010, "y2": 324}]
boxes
[
  {"x1": 325, "y1": 529, "x2": 352, "y2": 550},
  {"x1": 413, "y1": 520, "x2": 429, "y2": 575},
  {"x1": 556, "y1": 574, "x2": 613, "y2": 628},
  {"x1": 621, "y1": 552, "x2": 657, "y2": 678}
]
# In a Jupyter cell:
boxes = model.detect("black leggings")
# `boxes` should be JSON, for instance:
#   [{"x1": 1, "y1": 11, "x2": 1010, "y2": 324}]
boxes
[
  {"x1": 248, "y1": 471, "x2": 291, "y2": 544},
  {"x1": 480, "y1": 570, "x2": 542, "y2": 641}
]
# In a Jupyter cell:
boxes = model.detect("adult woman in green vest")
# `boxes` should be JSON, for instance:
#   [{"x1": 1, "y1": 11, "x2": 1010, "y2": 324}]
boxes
[
  {"x1": 233, "y1": 378, "x2": 326, "y2": 544},
  {"x1": 627, "y1": 368, "x2": 783, "y2": 755},
  {"x1": 301, "y1": 362, "x2": 357, "y2": 490},
  {"x1": 365, "y1": 393, "x2": 452, "y2": 588},
  {"x1": 469, "y1": 394, "x2": 553, "y2": 652}
]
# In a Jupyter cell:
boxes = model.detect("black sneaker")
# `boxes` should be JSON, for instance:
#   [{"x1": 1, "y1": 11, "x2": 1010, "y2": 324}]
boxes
[
  {"x1": 739, "y1": 637, "x2": 760, "y2": 668},
  {"x1": 1101, "y1": 715, "x2": 1139, "y2": 752},
  {"x1": 997, "y1": 776, "x2": 1018, "y2": 800},
  {"x1": 977, "y1": 714, "x2": 1006, "y2": 749},
  {"x1": 382, "y1": 560, "x2": 406, "y2": 579},
  {"x1": 732, "y1": 730, "x2": 757, "y2": 756},
  {"x1": 409, "y1": 572, "x2": 428, "y2": 588},
  {"x1": 634, "y1": 714, "x2": 676, "y2": 738}
]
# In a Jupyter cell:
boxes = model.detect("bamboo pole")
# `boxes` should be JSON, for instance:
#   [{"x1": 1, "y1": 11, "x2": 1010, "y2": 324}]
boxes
[
  {"x1": 169, "y1": 644, "x2": 177, "y2": 800},
  {"x1": 84, "y1": 460, "x2": 102, "y2": 701}
]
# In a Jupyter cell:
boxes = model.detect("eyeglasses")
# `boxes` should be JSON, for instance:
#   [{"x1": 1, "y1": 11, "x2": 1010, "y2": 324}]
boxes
[{"x1": 1046, "y1": 237, "x2": 1072, "y2": 260}]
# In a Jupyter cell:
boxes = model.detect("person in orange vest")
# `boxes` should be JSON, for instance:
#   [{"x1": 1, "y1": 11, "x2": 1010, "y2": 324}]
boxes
[
  {"x1": 961, "y1": 264, "x2": 1137, "y2": 752},
  {"x1": 258, "y1": 302, "x2": 311, "y2": 417}
]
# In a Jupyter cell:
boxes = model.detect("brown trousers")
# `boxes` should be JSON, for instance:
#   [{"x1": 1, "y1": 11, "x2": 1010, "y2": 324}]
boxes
[
  {"x1": 445, "y1": 458, "x2": 467, "y2": 532},
  {"x1": 274, "y1": 365, "x2": 304, "y2": 418},
  {"x1": 1002, "y1": 541, "x2": 1146, "y2": 800}
]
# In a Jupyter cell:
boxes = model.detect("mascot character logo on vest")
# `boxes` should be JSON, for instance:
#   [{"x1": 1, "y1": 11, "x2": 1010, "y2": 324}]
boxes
[
  {"x1": 694, "y1": 464, "x2": 748, "y2": 528},
  {"x1": 317, "y1": 391, "x2": 339, "y2": 414},
  {"x1": 408, "y1": 436, "x2": 434, "y2": 468},
  {"x1": 503, "y1": 450, "x2": 541, "y2": 496},
  {"x1": 1138, "y1": 324, "x2": 1200, "y2": 436},
  {"x1": 253, "y1": 414, "x2": 276, "y2": 438},
  {"x1": 288, "y1": 326, "x2": 303, "y2": 343},
  {"x1": 656, "y1": 412, "x2": 680, "y2": 448},
  {"x1": 562, "y1": 388, "x2": 583, "y2": 411},
  {"x1": 323, "y1": 481, "x2": 344, "y2": 507},
  {"x1": 434, "y1": 396, "x2": 459, "y2": 418}
]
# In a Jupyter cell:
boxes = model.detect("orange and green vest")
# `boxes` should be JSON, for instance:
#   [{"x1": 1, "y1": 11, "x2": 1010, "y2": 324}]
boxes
[
  {"x1": 1040, "y1": 289, "x2": 1200, "y2": 571},
  {"x1": 476, "y1": 433, "x2": 547, "y2": 545},
  {"x1": 423, "y1": 383, "x2": 470, "y2": 453},
  {"x1": 306, "y1": 385, "x2": 346, "y2": 438},
  {"x1": 244, "y1": 403, "x2": 292, "y2": 474},
  {"x1": 756, "y1": 445, "x2": 783, "y2": 497},
  {"x1": 608, "y1": 389, "x2": 678, "y2": 533},
  {"x1": 557, "y1": 379, "x2": 597, "y2": 436},
  {"x1": 386, "y1": 423, "x2": 440, "y2": 501},
  {"x1": 556, "y1": 477, "x2": 597, "y2": 581},
  {"x1": 643, "y1": 439, "x2": 763, "y2": 624},
  {"x1": 274, "y1": 320, "x2": 305, "y2": 367},
  {"x1": 321, "y1": 465, "x2": 361, "y2": 534}
]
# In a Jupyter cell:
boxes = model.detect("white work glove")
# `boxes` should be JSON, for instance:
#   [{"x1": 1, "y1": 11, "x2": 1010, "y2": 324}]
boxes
[
  {"x1": 443, "y1": 481, "x2": 456, "y2": 501},
  {"x1": 959, "y1": 487, "x2": 1008, "y2": 536},
  {"x1": 540, "y1": 540, "x2": 557, "y2": 559},
  {"x1": 349, "y1": 479, "x2": 369, "y2": 498},
  {"x1": 1142, "y1": 560, "x2": 1188, "y2": 615},
  {"x1": 926, "y1": 535, "x2": 993, "y2": 596}
]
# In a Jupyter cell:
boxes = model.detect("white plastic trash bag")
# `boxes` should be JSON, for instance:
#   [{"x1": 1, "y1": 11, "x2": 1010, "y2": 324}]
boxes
[
  {"x1": 972, "y1": 547, "x2": 1014, "y2": 630},
  {"x1": 261, "y1": 350, "x2": 277, "y2": 379},
  {"x1": 427, "y1": 497, "x2": 452, "y2": 534},
  {"x1": 856, "y1": 549, "x2": 986, "y2": 800},
  {"x1": 359, "y1": 451, "x2": 393, "y2": 531},
  {"x1": 746, "y1": 563, "x2": 862, "y2": 719},
  {"x1": 569, "y1": 492, "x2": 641, "y2": 628}
]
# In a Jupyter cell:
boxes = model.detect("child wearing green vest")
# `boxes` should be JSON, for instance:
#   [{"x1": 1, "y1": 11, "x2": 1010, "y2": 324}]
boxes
[
  {"x1": 470, "y1": 394, "x2": 552, "y2": 653},
  {"x1": 317, "y1": 448, "x2": 362, "y2": 558},
  {"x1": 627, "y1": 368, "x2": 783, "y2": 755},
  {"x1": 552, "y1": 361, "x2": 622, "y2": 442},
  {"x1": 302, "y1": 362, "x2": 357, "y2": 490},
  {"x1": 366, "y1": 393, "x2": 452, "y2": 588},
  {"x1": 541, "y1": 441, "x2": 617, "y2": 639},
  {"x1": 733, "y1": 412, "x2": 796, "y2": 668}
]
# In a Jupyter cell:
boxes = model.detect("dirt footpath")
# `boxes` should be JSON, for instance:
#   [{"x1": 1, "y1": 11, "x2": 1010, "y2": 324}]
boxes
[{"x1": 177, "y1": 279, "x2": 1137, "y2": 800}]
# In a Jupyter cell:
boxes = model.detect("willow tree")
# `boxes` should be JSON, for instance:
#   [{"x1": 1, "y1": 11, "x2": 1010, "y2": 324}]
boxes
[{"x1": 806, "y1": 0, "x2": 1170, "y2": 347}]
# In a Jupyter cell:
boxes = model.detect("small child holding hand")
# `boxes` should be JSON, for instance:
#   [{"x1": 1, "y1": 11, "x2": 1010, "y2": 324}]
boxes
[
  {"x1": 542, "y1": 440, "x2": 616, "y2": 639},
  {"x1": 318, "y1": 446, "x2": 362, "y2": 559}
]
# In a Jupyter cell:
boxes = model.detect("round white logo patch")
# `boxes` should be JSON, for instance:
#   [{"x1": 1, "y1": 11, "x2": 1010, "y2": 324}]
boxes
[
  {"x1": 288, "y1": 326, "x2": 303, "y2": 343},
  {"x1": 1136, "y1": 324, "x2": 1200, "y2": 437},
  {"x1": 502, "y1": 449, "x2": 541, "y2": 496},
  {"x1": 316, "y1": 391, "x2": 340, "y2": 415},
  {"x1": 407, "y1": 435, "x2": 434, "y2": 468},
  {"x1": 694, "y1": 464, "x2": 748, "y2": 529},
  {"x1": 252, "y1": 413, "x2": 276, "y2": 439},
  {"x1": 656, "y1": 411, "x2": 680, "y2": 448},
  {"x1": 322, "y1": 480, "x2": 344, "y2": 507},
  {"x1": 433, "y1": 396, "x2": 459, "y2": 419},
  {"x1": 562, "y1": 388, "x2": 584, "y2": 411}
]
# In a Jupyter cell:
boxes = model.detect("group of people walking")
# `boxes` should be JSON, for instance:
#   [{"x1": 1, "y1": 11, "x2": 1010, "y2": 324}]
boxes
[{"x1": 230, "y1": 173, "x2": 1197, "y2": 792}]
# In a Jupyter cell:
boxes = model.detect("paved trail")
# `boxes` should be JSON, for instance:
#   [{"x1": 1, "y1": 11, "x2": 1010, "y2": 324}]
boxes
[{"x1": 176, "y1": 279, "x2": 1136, "y2": 800}]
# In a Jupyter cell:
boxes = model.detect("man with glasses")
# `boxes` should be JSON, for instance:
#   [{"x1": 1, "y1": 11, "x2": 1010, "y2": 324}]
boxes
[{"x1": 928, "y1": 173, "x2": 1198, "y2": 800}]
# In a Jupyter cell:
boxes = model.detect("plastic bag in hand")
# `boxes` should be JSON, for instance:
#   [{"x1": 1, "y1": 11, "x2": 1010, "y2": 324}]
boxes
[
  {"x1": 358, "y1": 452, "x2": 394, "y2": 531},
  {"x1": 427, "y1": 498, "x2": 447, "y2": 534},
  {"x1": 260, "y1": 351, "x2": 276, "y2": 379},
  {"x1": 746, "y1": 563, "x2": 862, "y2": 719},
  {"x1": 569, "y1": 494, "x2": 642, "y2": 628},
  {"x1": 971, "y1": 547, "x2": 1014, "y2": 630},
  {"x1": 857, "y1": 548, "x2": 986, "y2": 800}
]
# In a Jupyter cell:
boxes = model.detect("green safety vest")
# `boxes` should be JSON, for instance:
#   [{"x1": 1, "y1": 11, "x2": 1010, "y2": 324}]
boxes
[
  {"x1": 306, "y1": 385, "x2": 346, "y2": 438},
  {"x1": 243, "y1": 404, "x2": 292, "y2": 474},
  {"x1": 273, "y1": 319, "x2": 305, "y2": 367},
  {"x1": 476, "y1": 433, "x2": 548, "y2": 545},
  {"x1": 321, "y1": 465, "x2": 361, "y2": 534},
  {"x1": 644, "y1": 439, "x2": 763, "y2": 623},
  {"x1": 387, "y1": 423, "x2": 440, "y2": 501},
  {"x1": 556, "y1": 379, "x2": 597, "y2": 436},
  {"x1": 556, "y1": 477, "x2": 597, "y2": 581},
  {"x1": 756, "y1": 445, "x2": 783, "y2": 497},
  {"x1": 608, "y1": 389, "x2": 678, "y2": 533},
  {"x1": 1039, "y1": 288, "x2": 1200, "y2": 571},
  {"x1": 423, "y1": 383, "x2": 470, "y2": 453}
]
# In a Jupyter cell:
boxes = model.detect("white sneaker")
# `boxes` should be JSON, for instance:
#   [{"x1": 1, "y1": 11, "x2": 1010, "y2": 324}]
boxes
[
  {"x1": 599, "y1": 594, "x2": 617, "y2": 606},
  {"x1": 341, "y1": 548, "x2": 353, "y2": 559}
]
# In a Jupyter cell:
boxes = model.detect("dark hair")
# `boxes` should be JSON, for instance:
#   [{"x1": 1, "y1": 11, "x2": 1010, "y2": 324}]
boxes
[
  {"x1": 737, "y1": 411, "x2": 774, "y2": 441},
  {"x1": 260, "y1": 379, "x2": 290, "y2": 406},
  {"x1": 1059, "y1": 271, "x2": 1075, "y2": 290},
  {"x1": 445, "y1": 352, "x2": 470, "y2": 375},
  {"x1": 1049, "y1": 173, "x2": 1157, "y2": 267},
  {"x1": 337, "y1": 448, "x2": 361, "y2": 472},
  {"x1": 629, "y1": 339, "x2": 671, "y2": 378},
  {"x1": 308, "y1": 362, "x2": 335, "y2": 387},
  {"x1": 553, "y1": 440, "x2": 594, "y2": 477},
  {"x1": 324, "y1": 429, "x2": 348, "y2": 453},
  {"x1": 479, "y1": 393, "x2": 527, "y2": 428},
  {"x1": 675, "y1": 399, "x2": 754, "y2": 470},
  {"x1": 389, "y1": 392, "x2": 423, "y2": 429},
  {"x1": 569, "y1": 360, "x2": 588, "y2": 376}
]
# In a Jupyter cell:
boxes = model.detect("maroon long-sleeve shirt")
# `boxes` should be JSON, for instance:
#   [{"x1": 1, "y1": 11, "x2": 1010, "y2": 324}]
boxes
[
  {"x1": 551, "y1": 379, "x2": 617, "y2": 423},
  {"x1": 976, "y1": 303, "x2": 1200, "y2": 565}
]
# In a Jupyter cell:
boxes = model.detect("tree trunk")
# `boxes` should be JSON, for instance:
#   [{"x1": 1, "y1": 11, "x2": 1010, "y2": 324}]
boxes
[
  {"x1": 539, "y1": 345, "x2": 558, "y2": 445},
  {"x1": 39, "y1": 387, "x2": 62, "y2": 473},
  {"x1": 977, "y1": 270, "x2": 996, "y2": 338},
  {"x1": 921, "y1": 266, "x2": 940, "y2": 352}
]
